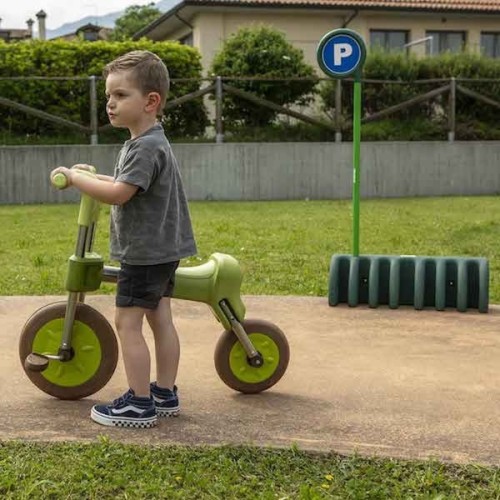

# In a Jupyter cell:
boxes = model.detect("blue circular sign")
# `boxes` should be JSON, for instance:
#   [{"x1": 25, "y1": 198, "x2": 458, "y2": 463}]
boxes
[{"x1": 317, "y1": 29, "x2": 366, "y2": 79}]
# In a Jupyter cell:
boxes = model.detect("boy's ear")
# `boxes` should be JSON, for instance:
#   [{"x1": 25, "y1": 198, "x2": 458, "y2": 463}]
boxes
[{"x1": 145, "y1": 92, "x2": 161, "y2": 113}]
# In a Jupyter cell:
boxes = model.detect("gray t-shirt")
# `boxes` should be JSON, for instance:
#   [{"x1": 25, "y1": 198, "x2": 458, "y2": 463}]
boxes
[{"x1": 110, "y1": 123, "x2": 197, "y2": 265}]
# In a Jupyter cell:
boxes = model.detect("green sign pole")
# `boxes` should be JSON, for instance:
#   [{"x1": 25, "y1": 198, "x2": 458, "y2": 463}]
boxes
[
  {"x1": 352, "y1": 76, "x2": 362, "y2": 257},
  {"x1": 316, "y1": 29, "x2": 366, "y2": 258},
  {"x1": 319, "y1": 31, "x2": 488, "y2": 313}
]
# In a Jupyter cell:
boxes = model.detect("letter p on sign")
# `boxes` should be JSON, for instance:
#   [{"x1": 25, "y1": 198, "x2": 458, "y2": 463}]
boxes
[
  {"x1": 334, "y1": 43, "x2": 353, "y2": 66},
  {"x1": 317, "y1": 29, "x2": 366, "y2": 78}
]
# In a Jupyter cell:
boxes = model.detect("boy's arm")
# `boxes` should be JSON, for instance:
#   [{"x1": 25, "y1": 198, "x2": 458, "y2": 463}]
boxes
[
  {"x1": 96, "y1": 174, "x2": 115, "y2": 182},
  {"x1": 51, "y1": 167, "x2": 137, "y2": 205},
  {"x1": 71, "y1": 164, "x2": 114, "y2": 183}
]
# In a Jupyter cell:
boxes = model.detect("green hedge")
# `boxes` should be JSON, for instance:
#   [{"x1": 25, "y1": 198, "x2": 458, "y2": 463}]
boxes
[
  {"x1": 210, "y1": 25, "x2": 317, "y2": 128},
  {"x1": 320, "y1": 51, "x2": 500, "y2": 140},
  {"x1": 3, "y1": 43, "x2": 500, "y2": 143},
  {"x1": 0, "y1": 39, "x2": 208, "y2": 142}
]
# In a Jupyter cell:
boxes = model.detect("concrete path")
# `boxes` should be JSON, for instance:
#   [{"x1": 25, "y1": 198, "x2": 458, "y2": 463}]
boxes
[{"x1": 2, "y1": 295, "x2": 500, "y2": 465}]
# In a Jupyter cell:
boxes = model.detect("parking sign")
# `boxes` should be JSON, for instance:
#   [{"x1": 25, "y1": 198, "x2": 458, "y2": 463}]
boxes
[
  {"x1": 317, "y1": 29, "x2": 366, "y2": 78},
  {"x1": 316, "y1": 29, "x2": 366, "y2": 257}
]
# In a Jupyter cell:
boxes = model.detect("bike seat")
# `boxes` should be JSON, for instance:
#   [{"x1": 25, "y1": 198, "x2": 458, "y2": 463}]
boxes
[
  {"x1": 175, "y1": 259, "x2": 216, "y2": 280},
  {"x1": 173, "y1": 253, "x2": 245, "y2": 326}
]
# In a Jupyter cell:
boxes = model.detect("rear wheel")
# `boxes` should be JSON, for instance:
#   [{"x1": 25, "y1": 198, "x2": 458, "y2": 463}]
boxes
[
  {"x1": 214, "y1": 319, "x2": 289, "y2": 393},
  {"x1": 19, "y1": 301, "x2": 118, "y2": 400}
]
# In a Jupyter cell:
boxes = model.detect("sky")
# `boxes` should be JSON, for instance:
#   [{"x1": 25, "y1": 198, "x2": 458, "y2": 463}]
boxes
[{"x1": 1, "y1": 0, "x2": 155, "y2": 30}]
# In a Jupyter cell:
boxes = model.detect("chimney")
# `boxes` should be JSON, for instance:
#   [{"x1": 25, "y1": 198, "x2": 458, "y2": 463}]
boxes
[
  {"x1": 36, "y1": 10, "x2": 47, "y2": 40},
  {"x1": 0, "y1": 18, "x2": 2, "y2": 28},
  {"x1": 27, "y1": 19, "x2": 34, "y2": 37}
]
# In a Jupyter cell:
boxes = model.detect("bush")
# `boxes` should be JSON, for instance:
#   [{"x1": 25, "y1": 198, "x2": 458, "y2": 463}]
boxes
[
  {"x1": 320, "y1": 51, "x2": 500, "y2": 140},
  {"x1": 0, "y1": 39, "x2": 208, "y2": 142},
  {"x1": 210, "y1": 24, "x2": 318, "y2": 129},
  {"x1": 360, "y1": 118, "x2": 445, "y2": 141},
  {"x1": 221, "y1": 121, "x2": 335, "y2": 142}
]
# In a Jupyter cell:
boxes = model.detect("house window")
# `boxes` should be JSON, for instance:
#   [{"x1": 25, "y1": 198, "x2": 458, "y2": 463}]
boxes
[
  {"x1": 83, "y1": 30, "x2": 98, "y2": 42},
  {"x1": 426, "y1": 31, "x2": 466, "y2": 55},
  {"x1": 370, "y1": 30, "x2": 409, "y2": 52},
  {"x1": 179, "y1": 32, "x2": 193, "y2": 46},
  {"x1": 481, "y1": 32, "x2": 500, "y2": 58}
]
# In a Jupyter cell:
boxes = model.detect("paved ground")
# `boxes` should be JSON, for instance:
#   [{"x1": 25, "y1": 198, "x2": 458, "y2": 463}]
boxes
[{"x1": 2, "y1": 295, "x2": 500, "y2": 465}]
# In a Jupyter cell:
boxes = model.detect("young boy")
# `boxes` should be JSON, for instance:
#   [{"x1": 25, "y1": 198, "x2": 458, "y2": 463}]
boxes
[{"x1": 51, "y1": 50, "x2": 197, "y2": 428}]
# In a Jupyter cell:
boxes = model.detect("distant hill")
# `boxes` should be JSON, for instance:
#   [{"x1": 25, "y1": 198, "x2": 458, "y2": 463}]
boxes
[{"x1": 46, "y1": 0, "x2": 180, "y2": 39}]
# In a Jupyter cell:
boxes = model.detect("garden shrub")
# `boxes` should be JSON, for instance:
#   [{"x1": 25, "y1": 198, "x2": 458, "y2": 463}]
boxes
[
  {"x1": 0, "y1": 39, "x2": 208, "y2": 142},
  {"x1": 210, "y1": 24, "x2": 318, "y2": 129},
  {"x1": 320, "y1": 51, "x2": 500, "y2": 140}
]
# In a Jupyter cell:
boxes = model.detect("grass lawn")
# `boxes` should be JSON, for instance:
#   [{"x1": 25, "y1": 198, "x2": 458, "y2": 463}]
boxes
[
  {"x1": 2, "y1": 196, "x2": 500, "y2": 498},
  {"x1": 1, "y1": 196, "x2": 499, "y2": 300},
  {"x1": 2, "y1": 439, "x2": 500, "y2": 499}
]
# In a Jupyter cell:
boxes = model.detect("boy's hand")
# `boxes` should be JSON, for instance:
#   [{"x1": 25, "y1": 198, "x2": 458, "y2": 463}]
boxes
[
  {"x1": 50, "y1": 166, "x2": 73, "y2": 188},
  {"x1": 71, "y1": 163, "x2": 95, "y2": 173}
]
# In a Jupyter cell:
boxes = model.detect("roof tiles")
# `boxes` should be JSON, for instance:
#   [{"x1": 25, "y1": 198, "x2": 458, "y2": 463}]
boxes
[{"x1": 189, "y1": 0, "x2": 500, "y2": 13}]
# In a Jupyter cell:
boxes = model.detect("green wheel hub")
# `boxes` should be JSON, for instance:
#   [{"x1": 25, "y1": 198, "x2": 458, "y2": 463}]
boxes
[
  {"x1": 32, "y1": 318, "x2": 102, "y2": 387},
  {"x1": 229, "y1": 333, "x2": 280, "y2": 383}
]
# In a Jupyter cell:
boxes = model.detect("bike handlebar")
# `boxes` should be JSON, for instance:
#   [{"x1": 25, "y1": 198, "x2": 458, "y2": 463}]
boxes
[
  {"x1": 52, "y1": 173, "x2": 68, "y2": 189},
  {"x1": 51, "y1": 166, "x2": 97, "y2": 190},
  {"x1": 50, "y1": 166, "x2": 100, "y2": 227}
]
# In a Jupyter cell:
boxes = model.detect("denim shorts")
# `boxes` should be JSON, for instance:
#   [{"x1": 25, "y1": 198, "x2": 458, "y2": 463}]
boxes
[{"x1": 116, "y1": 261, "x2": 180, "y2": 309}]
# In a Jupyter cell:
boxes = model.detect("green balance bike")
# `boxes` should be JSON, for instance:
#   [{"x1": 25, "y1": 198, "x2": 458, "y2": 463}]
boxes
[{"x1": 19, "y1": 169, "x2": 290, "y2": 400}]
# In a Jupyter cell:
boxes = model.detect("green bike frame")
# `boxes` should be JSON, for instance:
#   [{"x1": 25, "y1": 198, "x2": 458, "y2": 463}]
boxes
[{"x1": 52, "y1": 171, "x2": 259, "y2": 365}]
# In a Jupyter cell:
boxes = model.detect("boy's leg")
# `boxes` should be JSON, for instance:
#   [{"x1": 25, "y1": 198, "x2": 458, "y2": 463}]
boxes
[
  {"x1": 145, "y1": 297, "x2": 180, "y2": 390},
  {"x1": 90, "y1": 304, "x2": 155, "y2": 428},
  {"x1": 90, "y1": 263, "x2": 173, "y2": 428},
  {"x1": 115, "y1": 306, "x2": 151, "y2": 397}
]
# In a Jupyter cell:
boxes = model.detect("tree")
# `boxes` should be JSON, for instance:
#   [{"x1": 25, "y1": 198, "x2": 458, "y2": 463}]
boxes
[
  {"x1": 210, "y1": 24, "x2": 317, "y2": 128},
  {"x1": 111, "y1": 4, "x2": 161, "y2": 41}
]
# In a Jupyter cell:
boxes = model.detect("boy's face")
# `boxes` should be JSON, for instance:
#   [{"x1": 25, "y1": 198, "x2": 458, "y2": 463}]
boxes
[{"x1": 105, "y1": 70, "x2": 152, "y2": 130}]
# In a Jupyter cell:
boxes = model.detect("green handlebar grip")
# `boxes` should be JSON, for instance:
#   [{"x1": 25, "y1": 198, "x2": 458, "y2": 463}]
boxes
[
  {"x1": 51, "y1": 167, "x2": 100, "y2": 227},
  {"x1": 74, "y1": 169, "x2": 100, "y2": 227},
  {"x1": 52, "y1": 173, "x2": 68, "y2": 189}
]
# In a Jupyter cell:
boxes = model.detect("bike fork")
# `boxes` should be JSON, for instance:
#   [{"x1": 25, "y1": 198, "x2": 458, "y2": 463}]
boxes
[
  {"x1": 219, "y1": 300, "x2": 263, "y2": 368},
  {"x1": 26, "y1": 222, "x2": 96, "y2": 371},
  {"x1": 57, "y1": 222, "x2": 97, "y2": 359},
  {"x1": 24, "y1": 291, "x2": 77, "y2": 371}
]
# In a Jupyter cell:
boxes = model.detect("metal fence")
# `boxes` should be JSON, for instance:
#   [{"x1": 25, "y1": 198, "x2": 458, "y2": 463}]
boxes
[{"x1": 1, "y1": 75, "x2": 500, "y2": 144}]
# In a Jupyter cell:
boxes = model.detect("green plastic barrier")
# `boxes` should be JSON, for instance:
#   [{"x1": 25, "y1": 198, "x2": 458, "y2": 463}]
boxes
[{"x1": 329, "y1": 254, "x2": 489, "y2": 313}]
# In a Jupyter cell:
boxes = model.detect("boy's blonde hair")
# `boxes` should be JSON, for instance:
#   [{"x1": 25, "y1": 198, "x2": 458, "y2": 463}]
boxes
[{"x1": 103, "y1": 50, "x2": 170, "y2": 116}]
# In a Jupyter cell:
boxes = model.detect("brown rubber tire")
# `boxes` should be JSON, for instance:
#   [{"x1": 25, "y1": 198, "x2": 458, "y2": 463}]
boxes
[
  {"x1": 19, "y1": 301, "x2": 118, "y2": 400},
  {"x1": 214, "y1": 319, "x2": 290, "y2": 394}
]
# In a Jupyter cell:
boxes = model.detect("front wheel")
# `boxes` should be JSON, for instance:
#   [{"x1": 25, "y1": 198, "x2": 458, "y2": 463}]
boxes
[
  {"x1": 214, "y1": 319, "x2": 290, "y2": 394},
  {"x1": 19, "y1": 301, "x2": 118, "y2": 400}
]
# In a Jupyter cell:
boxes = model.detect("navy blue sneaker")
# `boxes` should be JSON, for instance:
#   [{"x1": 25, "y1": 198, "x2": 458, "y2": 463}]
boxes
[
  {"x1": 150, "y1": 382, "x2": 180, "y2": 417},
  {"x1": 91, "y1": 389, "x2": 157, "y2": 428}
]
